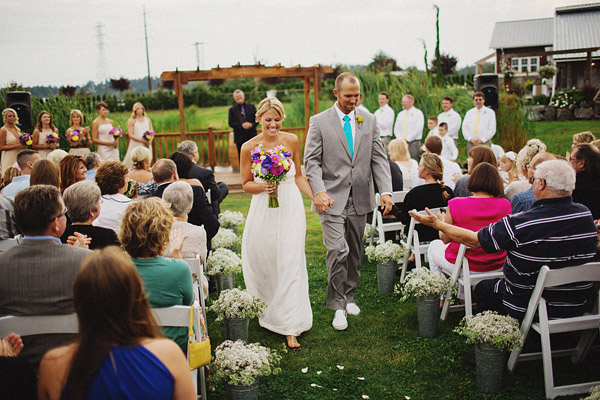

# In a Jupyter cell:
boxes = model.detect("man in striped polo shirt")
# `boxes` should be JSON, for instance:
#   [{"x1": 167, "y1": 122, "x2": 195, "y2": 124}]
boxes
[{"x1": 409, "y1": 159, "x2": 597, "y2": 321}]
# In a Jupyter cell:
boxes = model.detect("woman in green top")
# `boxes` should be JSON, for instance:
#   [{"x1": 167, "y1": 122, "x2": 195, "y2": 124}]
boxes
[{"x1": 120, "y1": 197, "x2": 194, "y2": 353}]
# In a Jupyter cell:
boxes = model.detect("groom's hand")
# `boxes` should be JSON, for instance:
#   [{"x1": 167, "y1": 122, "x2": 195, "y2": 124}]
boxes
[
  {"x1": 380, "y1": 194, "x2": 394, "y2": 216},
  {"x1": 315, "y1": 192, "x2": 333, "y2": 212}
]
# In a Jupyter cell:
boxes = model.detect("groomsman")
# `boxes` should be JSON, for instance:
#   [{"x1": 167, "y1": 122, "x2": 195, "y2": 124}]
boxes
[
  {"x1": 375, "y1": 91, "x2": 395, "y2": 151},
  {"x1": 393, "y1": 95, "x2": 424, "y2": 161},
  {"x1": 462, "y1": 92, "x2": 496, "y2": 153},
  {"x1": 437, "y1": 96, "x2": 461, "y2": 146}
]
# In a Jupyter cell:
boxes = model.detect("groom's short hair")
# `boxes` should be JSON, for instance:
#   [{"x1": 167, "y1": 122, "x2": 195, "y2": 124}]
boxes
[{"x1": 335, "y1": 72, "x2": 359, "y2": 91}]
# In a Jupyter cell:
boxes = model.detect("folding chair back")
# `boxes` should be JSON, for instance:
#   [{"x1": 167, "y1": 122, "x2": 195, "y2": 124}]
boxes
[
  {"x1": 399, "y1": 207, "x2": 442, "y2": 282},
  {"x1": 369, "y1": 191, "x2": 408, "y2": 246},
  {"x1": 206, "y1": 188, "x2": 212, "y2": 204},
  {"x1": 507, "y1": 262, "x2": 600, "y2": 399},
  {"x1": 0, "y1": 314, "x2": 78, "y2": 337}
]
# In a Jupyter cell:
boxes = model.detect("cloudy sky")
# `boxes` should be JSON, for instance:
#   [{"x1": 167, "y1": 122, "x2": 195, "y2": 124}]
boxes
[{"x1": 0, "y1": 0, "x2": 589, "y2": 87}]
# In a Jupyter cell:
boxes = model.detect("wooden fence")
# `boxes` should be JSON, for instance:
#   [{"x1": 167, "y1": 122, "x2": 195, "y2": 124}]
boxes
[{"x1": 151, "y1": 126, "x2": 307, "y2": 168}]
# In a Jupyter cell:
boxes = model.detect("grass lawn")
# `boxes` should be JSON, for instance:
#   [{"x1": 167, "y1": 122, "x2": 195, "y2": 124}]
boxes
[{"x1": 206, "y1": 193, "x2": 600, "y2": 399}]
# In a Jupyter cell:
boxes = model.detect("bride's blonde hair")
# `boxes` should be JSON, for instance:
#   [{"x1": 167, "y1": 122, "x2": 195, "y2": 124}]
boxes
[{"x1": 256, "y1": 97, "x2": 286, "y2": 122}]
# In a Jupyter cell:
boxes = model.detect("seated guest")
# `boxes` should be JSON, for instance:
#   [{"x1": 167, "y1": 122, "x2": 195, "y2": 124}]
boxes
[
  {"x1": 0, "y1": 185, "x2": 90, "y2": 368},
  {"x1": 37, "y1": 247, "x2": 196, "y2": 399},
  {"x1": 411, "y1": 159, "x2": 597, "y2": 321},
  {"x1": 46, "y1": 149, "x2": 68, "y2": 166},
  {"x1": 178, "y1": 140, "x2": 229, "y2": 214},
  {"x1": 30, "y1": 159, "x2": 60, "y2": 188},
  {"x1": 0, "y1": 194, "x2": 17, "y2": 240},
  {"x1": 84, "y1": 152, "x2": 101, "y2": 181},
  {"x1": 511, "y1": 152, "x2": 556, "y2": 213},
  {"x1": 61, "y1": 181, "x2": 119, "y2": 250},
  {"x1": 428, "y1": 162, "x2": 512, "y2": 299},
  {"x1": 169, "y1": 151, "x2": 203, "y2": 188},
  {"x1": 127, "y1": 146, "x2": 157, "y2": 195},
  {"x1": 388, "y1": 138, "x2": 418, "y2": 189},
  {"x1": 505, "y1": 139, "x2": 546, "y2": 201},
  {"x1": 453, "y1": 145, "x2": 495, "y2": 197},
  {"x1": 94, "y1": 161, "x2": 131, "y2": 234},
  {"x1": 397, "y1": 153, "x2": 453, "y2": 266},
  {"x1": 572, "y1": 131, "x2": 595, "y2": 149},
  {"x1": 151, "y1": 159, "x2": 219, "y2": 248},
  {"x1": 59, "y1": 155, "x2": 86, "y2": 193},
  {"x1": 1, "y1": 150, "x2": 41, "y2": 198},
  {"x1": 569, "y1": 143, "x2": 600, "y2": 219},
  {"x1": 1, "y1": 166, "x2": 20, "y2": 190},
  {"x1": 120, "y1": 197, "x2": 194, "y2": 354},
  {"x1": 412, "y1": 135, "x2": 461, "y2": 190}
]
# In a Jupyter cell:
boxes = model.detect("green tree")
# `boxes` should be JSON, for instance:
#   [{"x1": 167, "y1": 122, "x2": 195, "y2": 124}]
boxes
[
  {"x1": 433, "y1": 5, "x2": 443, "y2": 80},
  {"x1": 368, "y1": 51, "x2": 401, "y2": 73}
]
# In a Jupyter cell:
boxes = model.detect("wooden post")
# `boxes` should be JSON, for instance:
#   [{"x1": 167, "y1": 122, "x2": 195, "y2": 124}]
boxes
[
  {"x1": 585, "y1": 51, "x2": 592, "y2": 85},
  {"x1": 303, "y1": 75, "x2": 310, "y2": 132},
  {"x1": 207, "y1": 127, "x2": 216, "y2": 168},
  {"x1": 176, "y1": 70, "x2": 185, "y2": 139},
  {"x1": 313, "y1": 68, "x2": 320, "y2": 115}
]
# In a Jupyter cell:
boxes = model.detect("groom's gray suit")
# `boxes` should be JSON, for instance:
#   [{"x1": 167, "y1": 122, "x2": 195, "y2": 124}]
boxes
[{"x1": 304, "y1": 104, "x2": 392, "y2": 310}]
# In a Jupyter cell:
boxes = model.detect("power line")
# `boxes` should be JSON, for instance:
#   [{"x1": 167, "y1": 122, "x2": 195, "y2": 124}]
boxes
[{"x1": 143, "y1": 6, "x2": 152, "y2": 92}]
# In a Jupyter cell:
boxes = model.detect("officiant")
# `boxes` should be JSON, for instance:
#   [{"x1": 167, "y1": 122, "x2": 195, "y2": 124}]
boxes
[{"x1": 228, "y1": 89, "x2": 257, "y2": 159}]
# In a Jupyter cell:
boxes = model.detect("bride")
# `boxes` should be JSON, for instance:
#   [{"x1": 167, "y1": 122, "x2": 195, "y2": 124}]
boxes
[{"x1": 240, "y1": 97, "x2": 314, "y2": 350}]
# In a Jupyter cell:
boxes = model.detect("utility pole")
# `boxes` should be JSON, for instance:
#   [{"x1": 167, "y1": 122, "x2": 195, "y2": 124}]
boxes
[
  {"x1": 193, "y1": 42, "x2": 205, "y2": 70},
  {"x1": 143, "y1": 6, "x2": 152, "y2": 92},
  {"x1": 95, "y1": 23, "x2": 109, "y2": 84}
]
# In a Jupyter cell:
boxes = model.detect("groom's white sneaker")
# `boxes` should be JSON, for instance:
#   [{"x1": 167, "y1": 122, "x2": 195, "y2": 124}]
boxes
[
  {"x1": 346, "y1": 302, "x2": 361, "y2": 316},
  {"x1": 332, "y1": 309, "x2": 348, "y2": 330}
]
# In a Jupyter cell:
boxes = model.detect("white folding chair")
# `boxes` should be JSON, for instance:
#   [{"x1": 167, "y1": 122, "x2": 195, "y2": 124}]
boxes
[
  {"x1": 0, "y1": 314, "x2": 78, "y2": 337},
  {"x1": 399, "y1": 207, "x2": 442, "y2": 282},
  {"x1": 507, "y1": 263, "x2": 600, "y2": 399},
  {"x1": 153, "y1": 302, "x2": 208, "y2": 400},
  {"x1": 369, "y1": 191, "x2": 409, "y2": 246},
  {"x1": 206, "y1": 188, "x2": 211, "y2": 204},
  {"x1": 183, "y1": 256, "x2": 209, "y2": 336},
  {"x1": 439, "y1": 244, "x2": 504, "y2": 320}
]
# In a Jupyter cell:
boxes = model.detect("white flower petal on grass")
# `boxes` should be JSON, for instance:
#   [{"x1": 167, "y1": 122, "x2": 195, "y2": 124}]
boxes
[
  {"x1": 316, "y1": 371, "x2": 322, "y2": 375},
  {"x1": 357, "y1": 377, "x2": 365, "y2": 380},
  {"x1": 405, "y1": 396, "x2": 411, "y2": 400},
  {"x1": 362, "y1": 395, "x2": 370, "y2": 399},
  {"x1": 333, "y1": 388, "x2": 337, "y2": 391},
  {"x1": 301, "y1": 367, "x2": 308, "y2": 373},
  {"x1": 310, "y1": 383, "x2": 322, "y2": 388},
  {"x1": 336, "y1": 365, "x2": 344, "y2": 370}
]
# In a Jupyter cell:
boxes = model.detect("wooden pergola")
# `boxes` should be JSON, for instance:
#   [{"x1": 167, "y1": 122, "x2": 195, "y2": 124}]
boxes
[{"x1": 160, "y1": 63, "x2": 334, "y2": 138}]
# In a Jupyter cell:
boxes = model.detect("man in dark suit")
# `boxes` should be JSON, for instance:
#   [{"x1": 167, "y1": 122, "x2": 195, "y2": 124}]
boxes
[
  {"x1": 177, "y1": 140, "x2": 229, "y2": 215},
  {"x1": 0, "y1": 185, "x2": 91, "y2": 368},
  {"x1": 228, "y1": 89, "x2": 257, "y2": 158},
  {"x1": 151, "y1": 159, "x2": 219, "y2": 250}
]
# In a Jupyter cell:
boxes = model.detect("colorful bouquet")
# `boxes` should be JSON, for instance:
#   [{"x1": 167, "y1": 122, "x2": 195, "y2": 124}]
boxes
[
  {"x1": 45, "y1": 132, "x2": 60, "y2": 144},
  {"x1": 250, "y1": 144, "x2": 292, "y2": 208},
  {"x1": 67, "y1": 128, "x2": 81, "y2": 142},
  {"x1": 110, "y1": 127, "x2": 124, "y2": 138},
  {"x1": 142, "y1": 130, "x2": 154, "y2": 141},
  {"x1": 18, "y1": 132, "x2": 33, "y2": 146}
]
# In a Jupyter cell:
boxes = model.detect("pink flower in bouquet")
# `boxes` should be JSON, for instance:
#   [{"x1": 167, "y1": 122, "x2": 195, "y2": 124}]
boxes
[
  {"x1": 110, "y1": 127, "x2": 124, "y2": 138},
  {"x1": 68, "y1": 129, "x2": 81, "y2": 142},
  {"x1": 45, "y1": 132, "x2": 59, "y2": 143},
  {"x1": 143, "y1": 131, "x2": 154, "y2": 141},
  {"x1": 270, "y1": 165, "x2": 284, "y2": 176}
]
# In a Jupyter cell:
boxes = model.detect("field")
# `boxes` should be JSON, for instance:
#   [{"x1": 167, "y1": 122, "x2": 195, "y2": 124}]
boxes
[{"x1": 206, "y1": 193, "x2": 600, "y2": 399}]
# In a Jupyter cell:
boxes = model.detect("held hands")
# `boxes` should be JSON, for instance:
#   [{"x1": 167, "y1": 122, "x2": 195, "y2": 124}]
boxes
[
  {"x1": 380, "y1": 194, "x2": 394, "y2": 216},
  {"x1": 241, "y1": 122, "x2": 253, "y2": 130},
  {"x1": 314, "y1": 192, "x2": 334, "y2": 213}
]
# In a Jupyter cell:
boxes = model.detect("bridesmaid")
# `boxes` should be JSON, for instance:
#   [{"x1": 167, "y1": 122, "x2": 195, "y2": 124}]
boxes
[
  {"x1": 32, "y1": 111, "x2": 59, "y2": 159},
  {"x1": 91, "y1": 102, "x2": 120, "y2": 161},
  {"x1": 0, "y1": 108, "x2": 25, "y2": 175},
  {"x1": 123, "y1": 102, "x2": 153, "y2": 168},
  {"x1": 66, "y1": 109, "x2": 91, "y2": 157}
]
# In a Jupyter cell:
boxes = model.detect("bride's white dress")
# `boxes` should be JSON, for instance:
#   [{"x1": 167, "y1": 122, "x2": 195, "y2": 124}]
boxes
[{"x1": 242, "y1": 160, "x2": 312, "y2": 336}]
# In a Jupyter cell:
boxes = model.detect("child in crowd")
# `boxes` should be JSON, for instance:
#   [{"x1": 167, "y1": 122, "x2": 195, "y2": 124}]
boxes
[
  {"x1": 568, "y1": 131, "x2": 596, "y2": 159},
  {"x1": 437, "y1": 122, "x2": 458, "y2": 162},
  {"x1": 499, "y1": 151, "x2": 518, "y2": 185},
  {"x1": 426, "y1": 116, "x2": 438, "y2": 137}
]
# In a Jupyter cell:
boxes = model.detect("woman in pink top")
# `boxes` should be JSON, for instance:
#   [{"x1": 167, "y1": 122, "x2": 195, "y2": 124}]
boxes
[{"x1": 427, "y1": 162, "x2": 512, "y2": 299}]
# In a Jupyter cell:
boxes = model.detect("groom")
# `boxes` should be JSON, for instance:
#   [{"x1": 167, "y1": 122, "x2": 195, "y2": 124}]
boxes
[{"x1": 304, "y1": 72, "x2": 393, "y2": 330}]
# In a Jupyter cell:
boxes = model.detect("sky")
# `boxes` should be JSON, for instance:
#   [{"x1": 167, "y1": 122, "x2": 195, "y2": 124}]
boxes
[{"x1": 0, "y1": 0, "x2": 591, "y2": 87}]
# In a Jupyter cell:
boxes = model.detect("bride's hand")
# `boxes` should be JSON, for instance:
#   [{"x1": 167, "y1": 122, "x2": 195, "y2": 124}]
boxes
[{"x1": 263, "y1": 183, "x2": 276, "y2": 194}]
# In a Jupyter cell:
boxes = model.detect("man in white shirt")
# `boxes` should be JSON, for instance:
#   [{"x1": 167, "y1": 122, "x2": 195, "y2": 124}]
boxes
[
  {"x1": 393, "y1": 94, "x2": 424, "y2": 161},
  {"x1": 1, "y1": 150, "x2": 41, "y2": 198},
  {"x1": 374, "y1": 91, "x2": 395, "y2": 151},
  {"x1": 462, "y1": 91, "x2": 496, "y2": 153},
  {"x1": 412, "y1": 135, "x2": 461, "y2": 190},
  {"x1": 437, "y1": 96, "x2": 462, "y2": 146}
]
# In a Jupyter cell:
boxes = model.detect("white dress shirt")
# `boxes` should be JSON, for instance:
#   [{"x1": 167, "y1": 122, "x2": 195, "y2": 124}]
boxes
[
  {"x1": 462, "y1": 106, "x2": 496, "y2": 144},
  {"x1": 440, "y1": 134, "x2": 458, "y2": 161},
  {"x1": 375, "y1": 104, "x2": 395, "y2": 138},
  {"x1": 437, "y1": 108, "x2": 462, "y2": 140},
  {"x1": 393, "y1": 106, "x2": 424, "y2": 142}
]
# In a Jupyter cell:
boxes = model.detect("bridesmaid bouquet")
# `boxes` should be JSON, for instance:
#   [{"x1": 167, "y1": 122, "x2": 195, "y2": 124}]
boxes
[
  {"x1": 45, "y1": 132, "x2": 60, "y2": 144},
  {"x1": 110, "y1": 127, "x2": 124, "y2": 138},
  {"x1": 67, "y1": 129, "x2": 81, "y2": 142},
  {"x1": 250, "y1": 144, "x2": 292, "y2": 208},
  {"x1": 18, "y1": 133, "x2": 33, "y2": 146},
  {"x1": 143, "y1": 130, "x2": 154, "y2": 141}
]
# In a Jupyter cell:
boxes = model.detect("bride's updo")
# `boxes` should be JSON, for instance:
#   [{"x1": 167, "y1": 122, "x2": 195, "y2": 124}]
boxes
[{"x1": 256, "y1": 97, "x2": 286, "y2": 122}]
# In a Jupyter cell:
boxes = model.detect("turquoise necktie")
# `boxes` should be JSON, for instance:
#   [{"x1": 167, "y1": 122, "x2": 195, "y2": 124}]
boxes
[{"x1": 343, "y1": 115, "x2": 353, "y2": 157}]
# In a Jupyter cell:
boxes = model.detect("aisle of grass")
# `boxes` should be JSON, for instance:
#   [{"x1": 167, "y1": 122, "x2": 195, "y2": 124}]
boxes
[{"x1": 207, "y1": 193, "x2": 599, "y2": 399}]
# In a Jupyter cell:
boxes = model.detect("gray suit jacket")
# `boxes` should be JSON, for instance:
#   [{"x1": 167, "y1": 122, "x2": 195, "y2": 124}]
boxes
[
  {"x1": 304, "y1": 105, "x2": 392, "y2": 216},
  {"x1": 0, "y1": 238, "x2": 91, "y2": 367}
]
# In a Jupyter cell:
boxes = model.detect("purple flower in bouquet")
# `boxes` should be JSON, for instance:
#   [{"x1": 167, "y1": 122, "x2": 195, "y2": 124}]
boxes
[
  {"x1": 110, "y1": 127, "x2": 124, "y2": 138},
  {"x1": 19, "y1": 133, "x2": 33, "y2": 146},
  {"x1": 143, "y1": 130, "x2": 154, "y2": 141},
  {"x1": 250, "y1": 144, "x2": 292, "y2": 208},
  {"x1": 68, "y1": 129, "x2": 81, "y2": 142},
  {"x1": 45, "y1": 132, "x2": 59, "y2": 144}
]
